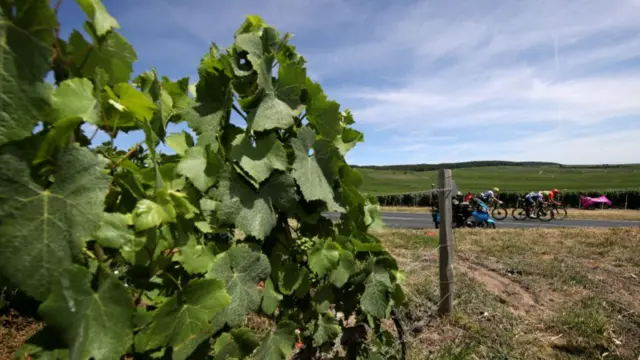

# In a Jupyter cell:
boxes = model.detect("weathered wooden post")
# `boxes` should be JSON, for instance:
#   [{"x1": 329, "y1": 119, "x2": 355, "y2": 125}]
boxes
[{"x1": 438, "y1": 169, "x2": 453, "y2": 316}]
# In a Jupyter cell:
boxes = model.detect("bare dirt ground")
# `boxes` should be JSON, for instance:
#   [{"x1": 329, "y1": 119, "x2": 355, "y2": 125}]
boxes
[
  {"x1": 381, "y1": 206, "x2": 640, "y2": 221},
  {"x1": 378, "y1": 227, "x2": 640, "y2": 359}
]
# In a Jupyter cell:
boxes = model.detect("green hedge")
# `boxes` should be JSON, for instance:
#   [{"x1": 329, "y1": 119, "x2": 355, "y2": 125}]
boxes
[{"x1": 374, "y1": 190, "x2": 640, "y2": 209}]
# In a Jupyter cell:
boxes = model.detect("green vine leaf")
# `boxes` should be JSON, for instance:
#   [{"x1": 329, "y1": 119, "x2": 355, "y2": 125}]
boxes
[
  {"x1": 247, "y1": 94, "x2": 297, "y2": 132},
  {"x1": 68, "y1": 29, "x2": 136, "y2": 85},
  {"x1": 50, "y1": 78, "x2": 99, "y2": 124},
  {"x1": 313, "y1": 314, "x2": 342, "y2": 347},
  {"x1": 206, "y1": 244, "x2": 271, "y2": 327},
  {"x1": 261, "y1": 278, "x2": 283, "y2": 315},
  {"x1": 252, "y1": 321, "x2": 297, "y2": 360},
  {"x1": 213, "y1": 328, "x2": 260, "y2": 360},
  {"x1": 230, "y1": 132, "x2": 288, "y2": 185},
  {"x1": 175, "y1": 237, "x2": 217, "y2": 274},
  {"x1": 166, "y1": 131, "x2": 194, "y2": 156},
  {"x1": 329, "y1": 250, "x2": 357, "y2": 288},
  {"x1": 133, "y1": 199, "x2": 174, "y2": 231},
  {"x1": 76, "y1": 0, "x2": 120, "y2": 36},
  {"x1": 185, "y1": 48, "x2": 232, "y2": 150},
  {"x1": 0, "y1": 145, "x2": 110, "y2": 301},
  {"x1": 234, "y1": 32, "x2": 299, "y2": 131},
  {"x1": 212, "y1": 168, "x2": 296, "y2": 240},
  {"x1": 291, "y1": 127, "x2": 343, "y2": 212},
  {"x1": 276, "y1": 262, "x2": 305, "y2": 295},
  {"x1": 38, "y1": 265, "x2": 134, "y2": 360},
  {"x1": 93, "y1": 212, "x2": 134, "y2": 249},
  {"x1": 0, "y1": 0, "x2": 56, "y2": 146},
  {"x1": 361, "y1": 266, "x2": 394, "y2": 319},
  {"x1": 308, "y1": 239, "x2": 340, "y2": 277},
  {"x1": 177, "y1": 146, "x2": 219, "y2": 192},
  {"x1": 134, "y1": 278, "x2": 231, "y2": 353},
  {"x1": 108, "y1": 83, "x2": 157, "y2": 122}
]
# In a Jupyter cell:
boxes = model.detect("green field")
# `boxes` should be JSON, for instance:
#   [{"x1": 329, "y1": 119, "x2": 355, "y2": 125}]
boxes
[{"x1": 358, "y1": 165, "x2": 640, "y2": 195}]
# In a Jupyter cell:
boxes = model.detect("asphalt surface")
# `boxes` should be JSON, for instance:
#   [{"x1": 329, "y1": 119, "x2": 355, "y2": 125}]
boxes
[{"x1": 323, "y1": 211, "x2": 640, "y2": 229}]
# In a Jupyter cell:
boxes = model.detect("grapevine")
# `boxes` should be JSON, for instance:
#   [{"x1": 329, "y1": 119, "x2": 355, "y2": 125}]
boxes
[{"x1": 0, "y1": 1, "x2": 405, "y2": 359}]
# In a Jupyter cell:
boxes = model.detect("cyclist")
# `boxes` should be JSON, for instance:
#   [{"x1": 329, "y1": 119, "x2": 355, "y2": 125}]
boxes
[
  {"x1": 540, "y1": 189, "x2": 560, "y2": 203},
  {"x1": 479, "y1": 187, "x2": 500, "y2": 205},
  {"x1": 524, "y1": 191, "x2": 545, "y2": 209}
]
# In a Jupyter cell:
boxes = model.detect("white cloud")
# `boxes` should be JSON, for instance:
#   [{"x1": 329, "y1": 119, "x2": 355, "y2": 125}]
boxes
[{"x1": 121, "y1": 0, "x2": 640, "y2": 164}]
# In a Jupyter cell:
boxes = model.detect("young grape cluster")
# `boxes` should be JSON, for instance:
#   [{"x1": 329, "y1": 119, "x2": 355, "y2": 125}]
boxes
[{"x1": 293, "y1": 237, "x2": 314, "y2": 254}]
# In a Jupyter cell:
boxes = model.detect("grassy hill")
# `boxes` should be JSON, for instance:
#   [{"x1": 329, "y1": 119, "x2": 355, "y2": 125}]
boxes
[{"x1": 358, "y1": 164, "x2": 640, "y2": 195}]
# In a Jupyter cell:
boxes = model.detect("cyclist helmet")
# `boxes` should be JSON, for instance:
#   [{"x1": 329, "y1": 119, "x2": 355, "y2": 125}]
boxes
[
  {"x1": 552, "y1": 188, "x2": 559, "y2": 194},
  {"x1": 493, "y1": 187, "x2": 500, "y2": 192}
]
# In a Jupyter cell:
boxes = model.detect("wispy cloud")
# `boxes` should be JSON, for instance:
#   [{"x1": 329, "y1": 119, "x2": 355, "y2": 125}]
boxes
[{"x1": 61, "y1": 0, "x2": 640, "y2": 164}]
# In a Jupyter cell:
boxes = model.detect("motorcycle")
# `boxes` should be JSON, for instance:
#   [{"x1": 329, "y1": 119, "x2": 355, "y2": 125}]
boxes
[
  {"x1": 465, "y1": 199, "x2": 497, "y2": 228},
  {"x1": 432, "y1": 199, "x2": 496, "y2": 229}
]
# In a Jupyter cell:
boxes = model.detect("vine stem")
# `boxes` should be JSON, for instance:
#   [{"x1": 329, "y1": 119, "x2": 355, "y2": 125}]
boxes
[
  {"x1": 232, "y1": 103, "x2": 248, "y2": 122},
  {"x1": 88, "y1": 125, "x2": 100, "y2": 142},
  {"x1": 110, "y1": 142, "x2": 142, "y2": 169},
  {"x1": 50, "y1": 0, "x2": 64, "y2": 61}
]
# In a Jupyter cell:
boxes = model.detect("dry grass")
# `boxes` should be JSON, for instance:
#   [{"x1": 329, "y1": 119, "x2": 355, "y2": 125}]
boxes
[
  {"x1": 0, "y1": 310, "x2": 43, "y2": 359},
  {"x1": 380, "y1": 206, "x2": 640, "y2": 221},
  {"x1": 378, "y1": 227, "x2": 640, "y2": 359}
]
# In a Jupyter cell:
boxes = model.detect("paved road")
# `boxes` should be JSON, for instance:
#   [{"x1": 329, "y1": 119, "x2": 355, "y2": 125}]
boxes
[{"x1": 324, "y1": 212, "x2": 640, "y2": 229}]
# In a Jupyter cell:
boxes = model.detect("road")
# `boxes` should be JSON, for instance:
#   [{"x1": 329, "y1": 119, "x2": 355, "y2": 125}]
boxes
[{"x1": 323, "y1": 212, "x2": 640, "y2": 229}]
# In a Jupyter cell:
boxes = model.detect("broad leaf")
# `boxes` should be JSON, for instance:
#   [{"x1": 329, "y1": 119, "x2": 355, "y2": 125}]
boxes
[
  {"x1": 185, "y1": 47, "x2": 232, "y2": 150},
  {"x1": 308, "y1": 239, "x2": 340, "y2": 277},
  {"x1": 38, "y1": 266, "x2": 133, "y2": 360},
  {"x1": 252, "y1": 321, "x2": 297, "y2": 360},
  {"x1": 230, "y1": 132, "x2": 288, "y2": 185},
  {"x1": 15, "y1": 326, "x2": 70, "y2": 360},
  {"x1": 175, "y1": 236, "x2": 216, "y2": 274},
  {"x1": 50, "y1": 78, "x2": 99, "y2": 124},
  {"x1": 212, "y1": 169, "x2": 297, "y2": 240},
  {"x1": 206, "y1": 244, "x2": 271, "y2": 327},
  {"x1": 313, "y1": 314, "x2": 341, "y2": 347},
  {"x1": 76, "y1": 0, "x2": 119, "y2": 36},
  {"x1": 291, "y1": 127, "x2": 343, "y2": 212},
  {"x1": 166, "y1": 131, "x2": 194, "y2": 156},
  {"x1": 213, "y1": 328, "x2": 259, "y2": 360},
  {"x1": 0, "y1": 0, "x2": 55, "y2": 145},
  {"x1": 247, "y1": 94, "x2": 296, "y2": 131},
  {"x1": 261, "y1": 278, "x2": 282, "y2": 315},
  {"x1": 306, "y1": 97, "x2": 341, "y2": 142},
  {"x1": 234, "y1": 32, "x2": 297, "y2": 131},
  {"x1": 93, "y1": 212, "x2": 134, "y2": 249},
  {"x1": 176, "y1": 146, "x2": 219, "y2": 192},
  {"x1": 329, "y1": 250, "x2": 357, "y2": 288},
  {"x1": 68, "y1": 30, "x2": 136, "y2": 85},
  {"x1": 361, "y1": 266, "x2": 393, "y2": 319},
  {"x1": 135, "y1": 279, "x2": 231, "y2": 352},
  {"x1": 0, "y1": 146, "x2": 110, "y2": 301},
  {"x1": 132, "y1": 199, "x2": 174, "y2": 231},
  {"x1": 276, "y1": 262, "x2": 305, "y2": 295},
  {"x1": 110, "y1": 83, "x2": 157, "y2": 122}
]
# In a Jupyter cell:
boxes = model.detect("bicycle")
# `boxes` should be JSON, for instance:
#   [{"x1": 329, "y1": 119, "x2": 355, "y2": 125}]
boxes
[
  {"x1": 489, "y1": 199, "x2": 508, "y2": 221},
  {"x1": 512, "y1": 200, "x2": 553, "y2": 221},
  {"x1": 549, "y1": 200, "x2": 567, "y2": 220},
  {"x1": 512, "y1": 199, "x2": 537, "y2": 220},
  {"x1": 535, "y1": 202, "x2": 554, "y2": 222}
]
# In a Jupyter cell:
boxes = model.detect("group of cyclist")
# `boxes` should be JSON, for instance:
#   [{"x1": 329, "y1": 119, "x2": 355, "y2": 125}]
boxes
[{"x1": 462, "y1": 187, "x2": 561, "y2": 208}]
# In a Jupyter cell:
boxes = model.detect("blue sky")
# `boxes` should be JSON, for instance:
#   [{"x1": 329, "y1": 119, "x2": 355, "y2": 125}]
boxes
[{"x1": 57, "y1": 0, "x2": 640, "y2": 165}]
